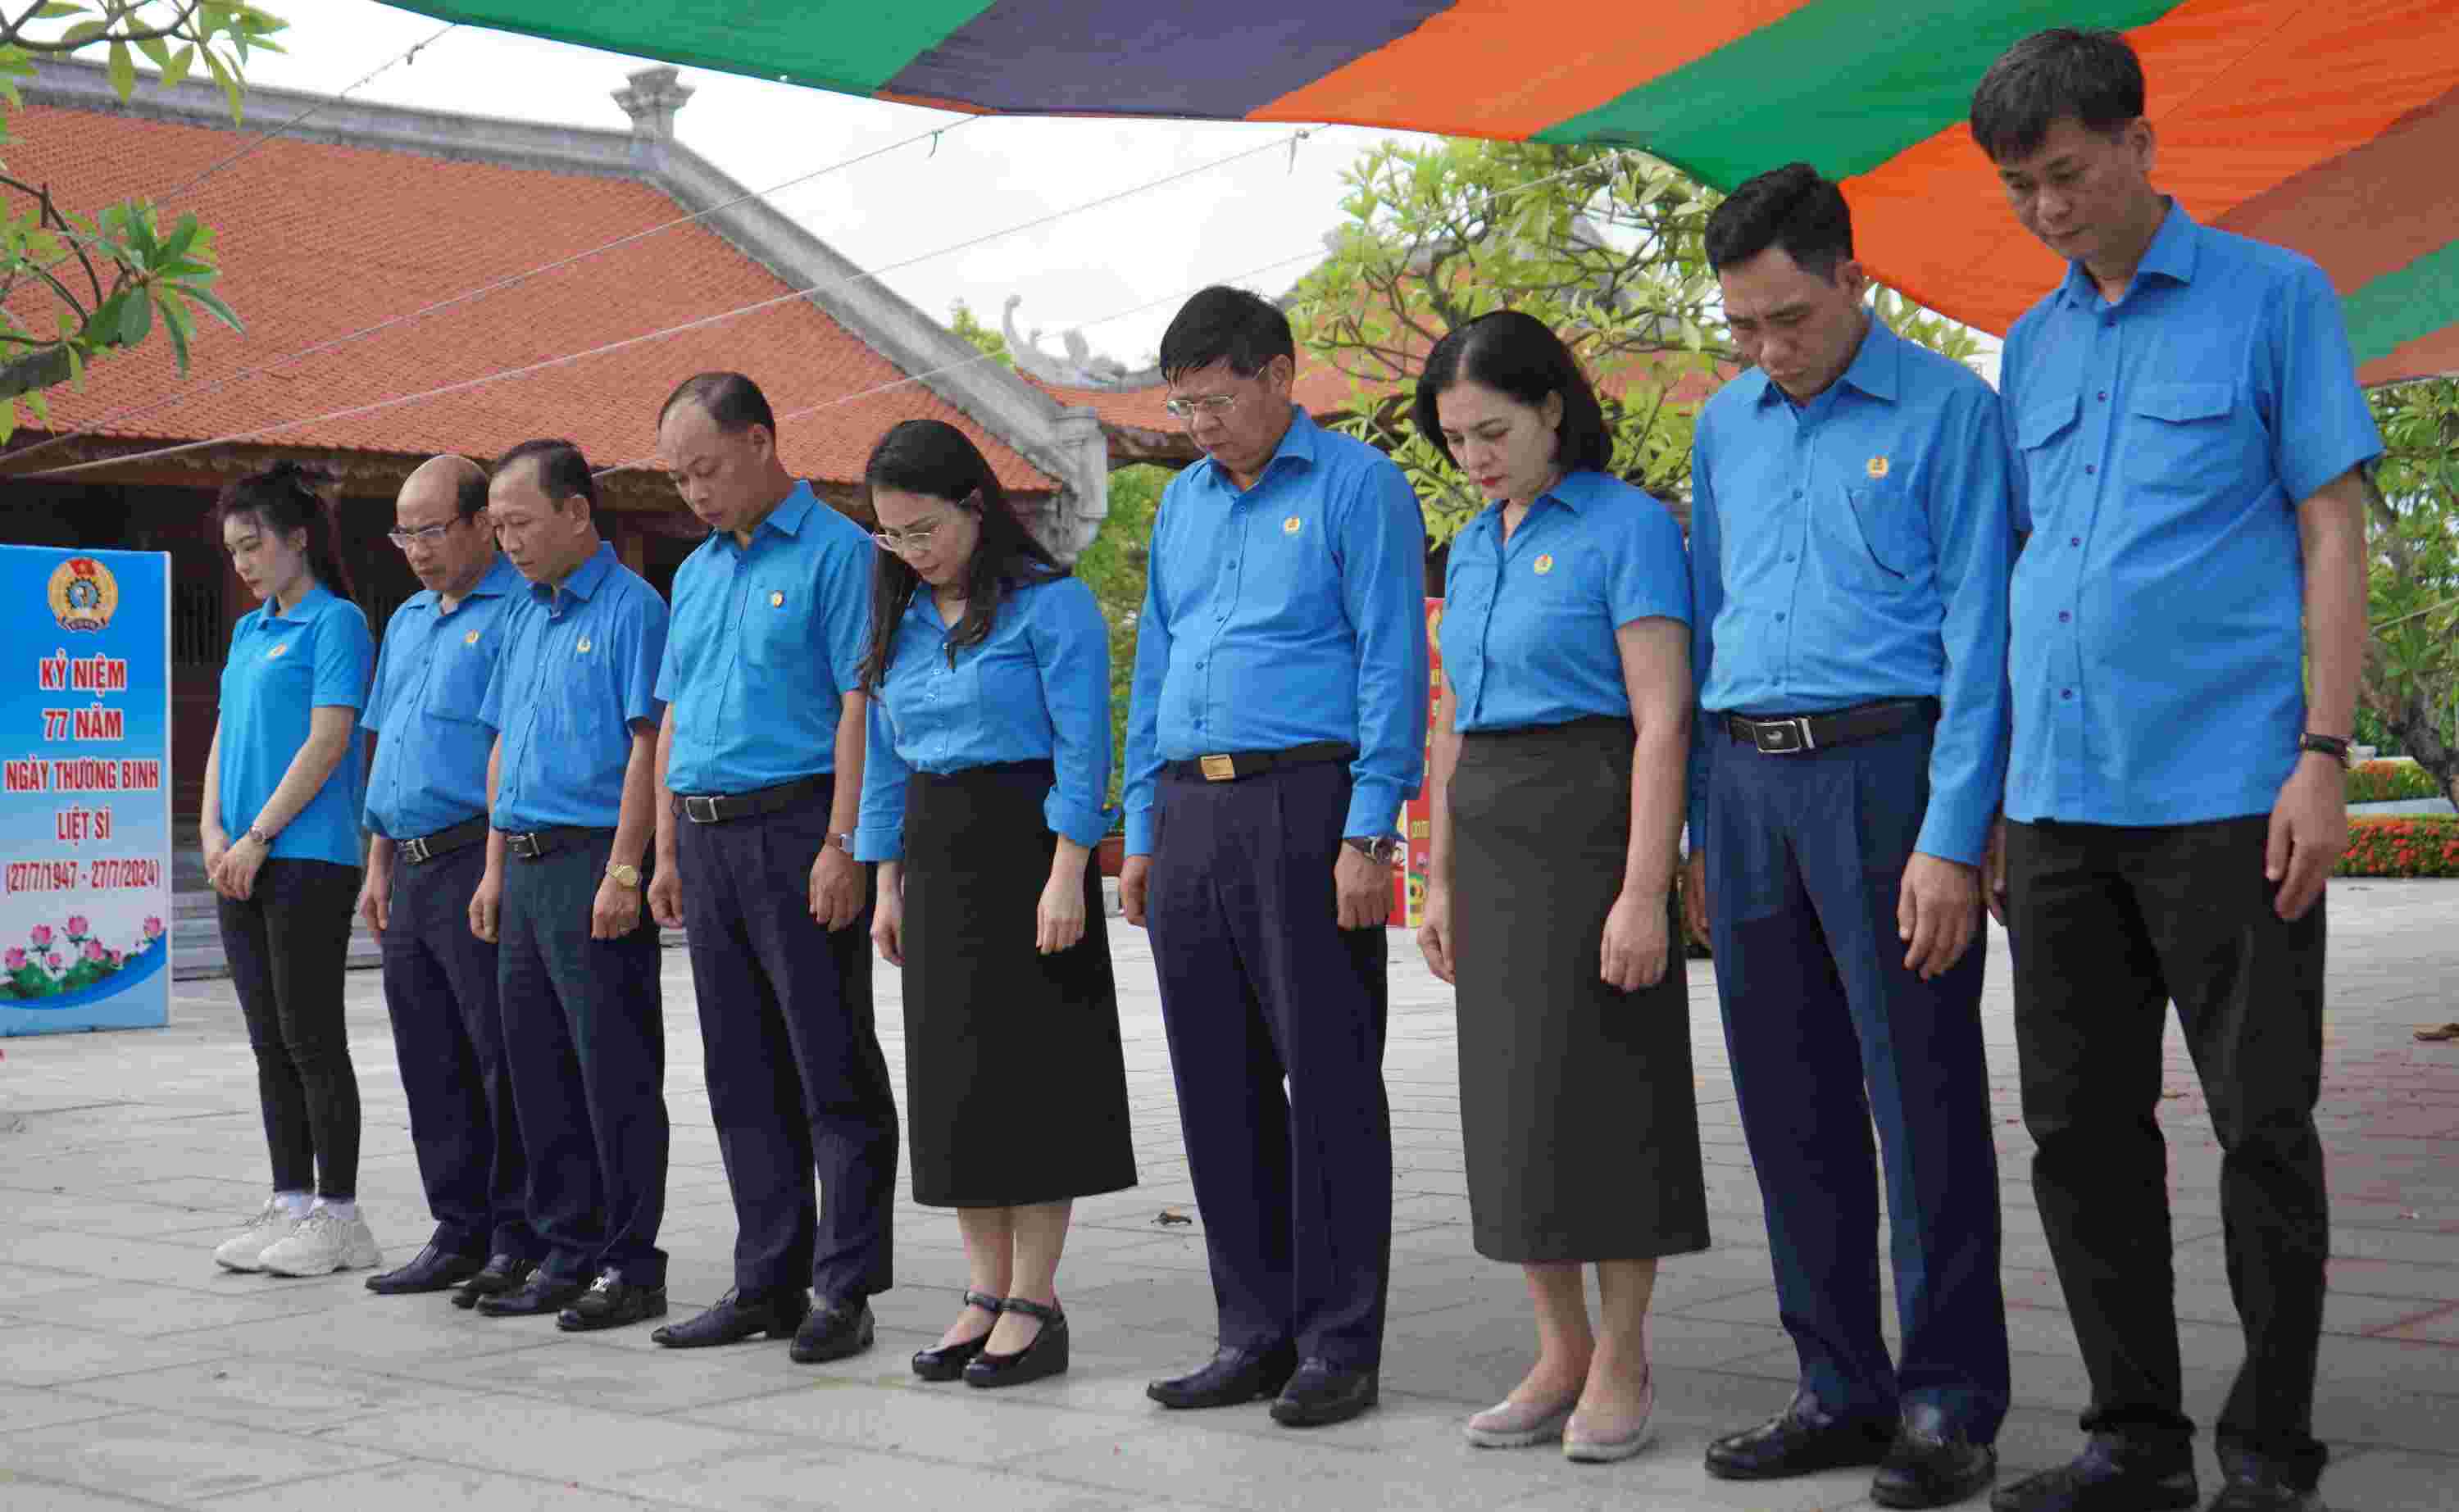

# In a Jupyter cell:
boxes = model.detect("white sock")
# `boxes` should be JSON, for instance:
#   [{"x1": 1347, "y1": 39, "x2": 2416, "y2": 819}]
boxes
[
  {"x1": 273, "y1": 1190, "x2": 312, "y2": 1219},
  {"x1": 313, "y1": 1198, "x2": 357, "y2": 1222}
]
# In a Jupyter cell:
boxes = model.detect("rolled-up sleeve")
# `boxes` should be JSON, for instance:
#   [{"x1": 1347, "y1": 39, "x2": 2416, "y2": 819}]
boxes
[
  {"x1": 852, "y1": 693, "x2": 909, "y2": 863},
  {"x1": 1032, "y1": 578, "x2": 1112, "y2": 848}
]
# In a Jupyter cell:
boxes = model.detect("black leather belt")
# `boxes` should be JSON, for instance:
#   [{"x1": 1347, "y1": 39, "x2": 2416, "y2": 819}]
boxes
[
  {"x1": 498, "y1": 824, "x2": 608, "y2": 860},
  {"x1": 1724, "y1": 698, "x2": 1937, "y2": 755},
  {"x1": 396, "y1": 816, "x2": 488, "y2": 866},
  {"x1": 674, "y1": 772, "x2": 830, "y2": 825},
  {"x1": 1164, "y1": 741, "x2": 1355, "y2": 783}
]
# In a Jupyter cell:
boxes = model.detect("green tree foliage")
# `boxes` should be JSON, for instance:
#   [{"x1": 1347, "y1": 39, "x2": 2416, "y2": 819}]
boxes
[
  {"x1": 2360, "y1": 378, "x2": 2459, "y2": 809},
  {"x1": 1070, "y1": 462, "x2": 1166, "y2": 813},
  {"x1": 948, "y1": 297, "x2": 1012, "y2": 369},
  {"x1": 0, "y1": 2, "x2": 283, "y2": 434},
  {"x1": 1284, "y1": 138, "x2": 1983, "y2": 545}
]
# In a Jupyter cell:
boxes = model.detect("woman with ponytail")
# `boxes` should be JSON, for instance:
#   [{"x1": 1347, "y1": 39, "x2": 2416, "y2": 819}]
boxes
[{"x1": 200, "y1": 461, "x2": 385, "y2": 1278}]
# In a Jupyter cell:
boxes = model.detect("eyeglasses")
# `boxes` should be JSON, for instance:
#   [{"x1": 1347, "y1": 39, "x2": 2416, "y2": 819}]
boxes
[
  {"x1": 385, "y1": 518, "x2": 467, "y2": 549},
  {"x1": 871, "y1": 492, "x2": 978, "y2": 556},
  {"x1": 1161, "y1": 393, "x2": 1239, "y2": 422}
]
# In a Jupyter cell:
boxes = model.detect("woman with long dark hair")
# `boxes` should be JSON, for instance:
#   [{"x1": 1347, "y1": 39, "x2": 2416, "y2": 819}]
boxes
[
  {"x1": 201, "y1": 461, "x2": 384, "y2": 1278},
  {"x1": 1413, "y1": 311, "x2": 1708, "y2": 1461},
  {"x1": 853, "y1": 419, "x2": 1135, "y2": 1388}
]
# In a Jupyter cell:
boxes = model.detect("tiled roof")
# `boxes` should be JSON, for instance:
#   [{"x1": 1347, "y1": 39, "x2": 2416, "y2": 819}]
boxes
[{"x1": 0, "y1": 101, "x2": 1057, "y2": 493}]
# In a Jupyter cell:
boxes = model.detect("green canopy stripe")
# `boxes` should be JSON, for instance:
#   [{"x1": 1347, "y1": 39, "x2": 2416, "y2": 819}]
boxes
[{"x1": 2343, "y1": 236, "x2": 2459, "y2": 369}]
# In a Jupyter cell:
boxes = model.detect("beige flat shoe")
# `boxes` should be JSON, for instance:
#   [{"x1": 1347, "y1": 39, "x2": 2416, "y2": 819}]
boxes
[
  {"x1": 2414, "y1": 1022, "x2": 2459, "y2": 1042},
  {"x1": 1464, "y1": 1393, "x2": 1578, "y2": 1448},
  {"x1": 1563, "y1": 1372, "x2": 1656, "y2": 1464}
]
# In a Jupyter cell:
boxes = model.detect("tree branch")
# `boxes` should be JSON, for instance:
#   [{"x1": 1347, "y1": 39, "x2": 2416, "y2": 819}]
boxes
[{"x1": 4, "y1": 0, "x2": 207, "y2": 50}]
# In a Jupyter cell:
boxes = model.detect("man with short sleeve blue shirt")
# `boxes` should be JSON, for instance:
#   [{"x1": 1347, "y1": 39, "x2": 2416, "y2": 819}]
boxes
[
  {"x1": 1686, "y1": 166, "x2": 2012, "y2": 1510},
  {"x1": 465, "y1": 439, "x2": 674, "y2": 1334},
  {"x1": 1973, "y1": 32, "x2": 2377, "y2": 1512},
  {"x1": 357, "y1": 456, "x2": 536, "y2": 1301},
  {"x1": 1120, "y1": 287, "x2": 1429, "y2": 1428},
  {"x1": 640, "y1": 374, "x2": 900, "y2": 1364}
]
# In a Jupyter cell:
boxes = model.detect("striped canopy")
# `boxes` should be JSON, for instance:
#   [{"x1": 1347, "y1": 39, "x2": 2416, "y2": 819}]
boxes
[{"x1": 391, "y1": 2, "x2": 2459, "y2": 384}]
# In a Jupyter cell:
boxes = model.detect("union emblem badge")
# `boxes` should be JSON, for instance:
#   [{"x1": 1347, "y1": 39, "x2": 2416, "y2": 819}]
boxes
[
  {"x1": 47, "y1": 556, "x2": 118, "y2": 634},
  {"x1": 1866, "y1": 455, "x2": 1890, "y2": 479},
  {"x1": 1533, "y1": 554, "x2": 1555, "y2": 575}
]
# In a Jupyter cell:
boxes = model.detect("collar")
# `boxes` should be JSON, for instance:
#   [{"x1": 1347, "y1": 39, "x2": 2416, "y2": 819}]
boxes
[
  {"x1": 1746, "y1": 316, "x2": 1898, "y2": 409},
  {"x1": 425, "y1": 554, "x2": 523, "y2": 613},
  {"x1": 268, "y1": 582, "x2": 336, "y2": 624},
  {"x1": 1468, "y1": 468, "x2": 1611, "y2": 536},
  {"x1": 2059, "y1": 197, "x2": 2198, "y2": 307},
  {"x1": 729, "y1": 481, "x2": 816, "y2": 547},
  {"x1": 1196, "y1": 404, "x2": 1316, "y2": 495},
  {"x1": 536, "y1": 539, "x2": 616, "y2": 605}
]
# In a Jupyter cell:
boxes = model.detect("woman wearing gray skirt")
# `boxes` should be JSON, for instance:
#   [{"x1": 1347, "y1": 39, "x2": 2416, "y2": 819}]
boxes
[{"x1": 1414, "y1": 311, "x2": 1709, "y2": 1464}]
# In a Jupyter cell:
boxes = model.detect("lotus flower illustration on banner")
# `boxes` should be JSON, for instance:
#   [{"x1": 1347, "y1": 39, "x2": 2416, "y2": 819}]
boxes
[{"x1": 2, "y1": 914, "x2": 165, "y2": 999}]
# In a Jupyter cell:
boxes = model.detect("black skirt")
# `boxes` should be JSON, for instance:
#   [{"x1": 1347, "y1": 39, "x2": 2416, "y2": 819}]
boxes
[
  {"x1": 900, "y1": 761, "x2": 1137, "y2": 1208},
  {"x1": 1448, "y1": 716, "x2": 1710, "y2": 1264}
]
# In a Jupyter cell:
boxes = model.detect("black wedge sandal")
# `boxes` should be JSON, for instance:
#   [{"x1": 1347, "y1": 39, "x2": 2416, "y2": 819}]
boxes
[
  {"x1": 963, "y1": 1295, "x2": 1069, "y2": 1388},
  {"x1": 911, "y1": 1289, "x2": 1003, "y2": 1382}
]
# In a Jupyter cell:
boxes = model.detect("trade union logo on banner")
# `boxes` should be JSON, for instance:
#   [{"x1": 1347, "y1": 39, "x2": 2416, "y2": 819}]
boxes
[{"x1": 47, "y1": 557, "x2": 120, "y2": 634}]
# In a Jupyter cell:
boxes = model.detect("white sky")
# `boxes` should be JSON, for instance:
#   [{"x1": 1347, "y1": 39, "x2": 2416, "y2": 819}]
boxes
[{"x1": 216, "y1": 3, "x2": 1446, "y2": 370}]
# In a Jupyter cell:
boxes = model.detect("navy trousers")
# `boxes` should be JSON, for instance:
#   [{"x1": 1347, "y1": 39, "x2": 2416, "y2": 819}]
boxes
[
  {"x1": 498, "y1": 829, "x2": 670, "y2": 1287},
  {"x1": 1703, "y1": 720, "x2": 2010, "y2": 1439},
  {"x1": 1148, "y1": 761, "x2": 1392, "y2": 1370},
  {"x1": 675, "y1": 784, "x2": 898, "y2": 1302},
  {"x1": 380, "y1": 841, "x2": 533, "y2": 1260}
]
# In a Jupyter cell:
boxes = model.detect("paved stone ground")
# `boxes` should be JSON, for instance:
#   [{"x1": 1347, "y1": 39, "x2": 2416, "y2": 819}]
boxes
[{"x1": 2, "y1": 882, "x2": 2454, "y2": 1510}]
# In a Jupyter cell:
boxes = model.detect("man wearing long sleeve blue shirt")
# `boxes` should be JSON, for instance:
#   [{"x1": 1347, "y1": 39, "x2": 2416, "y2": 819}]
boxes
[
  {"x1": 1120, "y1": 287, "x2": 1428, "y2": 1428},
  {"x1": 1684, "y1": 166, "x2": 2012, "y2": 1511},
  {"x1": 358, "y1": 456, "x2": 534, "y2": 1301},
  {"x1": 640, "y1": 374, "x2": 899, "y2": 1364},
  {"x1": 1973, "y1": 32, "x2": 2377, "y2": 1512},
  {"x1": 466, "y1": 440, "x2": 671, "y2": 1333}
]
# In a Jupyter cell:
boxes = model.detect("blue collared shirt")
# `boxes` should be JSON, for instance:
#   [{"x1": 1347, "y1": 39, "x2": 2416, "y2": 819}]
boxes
[
  {"x1": 363, "y1": 555, "x2": 525, "y2": 840},
  {"x1": 216, "y1": 582, "x2": 373, "y2": 867},
  {"x1": 854, "y1": 574, "x2": 1111, "y2": 862},
  {"x1": 2002, "y1": 202, "x2": 2381, "y2": 827},
  {"x1": 482, "y1": 542, "x2": 668, "y2": 832},
  {"x1": 1442, "y1": 470, "x2": 1690, "y2": 733},
  {"x1": 655, "y1": 484, "x2": 872, "y2": 795},
  {"x1": 1688, "y1": 319, "x2": 2014, "y2": 865},
  {"x1": 1121, "y1": 407, "x2": 1429, "y2": 855}
]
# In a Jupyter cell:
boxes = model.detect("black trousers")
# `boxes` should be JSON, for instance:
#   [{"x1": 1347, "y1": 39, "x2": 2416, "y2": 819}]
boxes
[
  {"x1": 1148, "y1": 761, "x2": 1392, "y2": 1369},
  {"x1": 675, "y1": 783, "x2": 898, "y2": 1302},
  {"x1": 2006, "y1": 816, "x2": 2329, "y2": 1486},
  {"x1": 498, "y1": 830, "x2": 670, "y2": 1287},
  {"x1": 380, "y1": 842, "x2": 533, "y2": 1261},
  {"x1": 220, "y1": 857, "x2": 363, "y2": 1200}
]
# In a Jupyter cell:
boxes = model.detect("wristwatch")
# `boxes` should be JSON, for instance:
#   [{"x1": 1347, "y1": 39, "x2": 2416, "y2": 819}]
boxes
[
  {"x1": 827, "y1": 833, "x2": 857, "y2": 855},
  {"x1": 2298, "y1": 733, "x2": 2352, "y2": 770},
  {"x1": 243, "y1": 826, "x2": 274, "y2": 848},
  {"x1": 1343, "y1": 835, "x2": 1402, "y2": 866},
  {"x1": 605, "y1": 861, "x2": 642, "y2": 888}
]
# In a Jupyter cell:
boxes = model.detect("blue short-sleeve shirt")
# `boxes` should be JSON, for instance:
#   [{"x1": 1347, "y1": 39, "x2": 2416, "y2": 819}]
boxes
[
  {"x1": 216, "y1": 582, "x2": 373, "y2": 867},
  {"x1": 655, "y1": 484, "x2": 873, "y2": 794},
  {"x1": 2001, "y1": 202, "x2": 2383, "y2": 826},
  {"x1": 362, "y1": 555, "x2": 525, "y2": 840},
  {"x1": 853, "y1": 574, "x2": 1111, "y2": 862},
  {"x1": 1441, "y1": 470, "x2": 1690, "y2": 733},
  {"x1": 483, "y1": 542, "x2": 669, "y2": 833}
]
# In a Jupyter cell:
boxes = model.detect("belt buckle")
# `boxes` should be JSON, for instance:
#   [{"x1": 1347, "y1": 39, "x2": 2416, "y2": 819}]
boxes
[
  {"x1": 507, "y1": 831, "x2": 543, "y2": 859},
  {"x1": 683, "y1": 795, "x2": 720, "y2": 824},
  {"x1": 1198, "y1": 754, "x2": 1236, "y2": 783},
  {"x1": 1752, "y1": 718, "x2": 1815, "y2": 755},
  {"x1": 398, "y1": 836, "x2": 431, "y2": 865}
]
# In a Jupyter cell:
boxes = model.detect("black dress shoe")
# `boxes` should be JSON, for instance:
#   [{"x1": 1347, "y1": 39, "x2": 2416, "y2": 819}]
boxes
[
  {"x1": 965, "y1": 1296, "x2": 1069, "y2": 1388},
  {"x1": 2207, "y1": 1446, "x2": 2322, "y2": 1512},
  {"x1": 452, "y1": 1254, "x2": 537, "y2": 1311},
  {"x1": 651, "y1": 1286, "x2": 811, "y2": 1349},
  {"x1": 365, "y1": 1242, "x2": 486, "y2": 1296},
  {"x1": 557, "y1": 1272, "x2": 669, "y2": 1333},
  {"x1": 1873, "y1": 1405, "x2": 1999, "y2": 1508},
  {"x1": 912, "y1": 1289, "x2": 1004, "y2": 1382},
  {"x1": 1270, "y1": 1358, "x2": 1379, "y2": 1428},
  {"x1": 1989, "y1": 1435, "x2": 2198, "y2": 1512},
  {"x1": 1707, "y1": 1392, "x2": 1897, "y2": 1480},
  {"x1": 789, "y1": 1296, "x2": 875, "y2": 1364},
  {"x1": 1147, "y1": 1345, "x2": 1299, "y2": 1410},
  {"x1": 475, "y1": 1269, "x2": 588, "y2": 1317}
]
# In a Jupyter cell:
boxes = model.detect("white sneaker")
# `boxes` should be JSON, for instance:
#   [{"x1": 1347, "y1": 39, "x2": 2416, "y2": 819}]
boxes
[
  {"x1": 212, "y1": 1201, "x2": 298, "y2": 1272},
  {"x1": 257, "y1": 1209, "x2": 382, "y2": 1277}
]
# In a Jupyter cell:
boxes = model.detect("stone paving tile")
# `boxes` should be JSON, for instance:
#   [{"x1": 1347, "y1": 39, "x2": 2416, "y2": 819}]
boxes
[
  {"x1": 57, "y1": 1356, "x2": 474, "y2": 1433},
  {"x1": 0, "y1": 1321, "x2": 220, "y2": 1388},
  {"x1": 189, "y1": 1463, "x2": 688, "y2": 1512},
  {"x1": 319, "y1": 1392, "x2": 769, "y2": 1481},
  {"x1": 618, "y1": 1442, "x2": 1157, "y2": 1511},
  {"x1": 0, "y1": 1380, "x2": 136, "y2": 1433},
  {"x1": 0, "y1": 1409, "x2": 400, "y2": 1505}
]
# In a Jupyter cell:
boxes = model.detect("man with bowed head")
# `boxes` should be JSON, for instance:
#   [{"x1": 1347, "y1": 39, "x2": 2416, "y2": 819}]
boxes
[
  {"x1": 357, "y1": 455, "x2": 538, "y2": 1302},
  {"x1": 1120, "y1": 285, "x2": 1428, "y2": 1428},
  {"x1": 1685, "y1": 164, "x2": 2014, "y2": 1509},
  {"x1": 644, "y1": 372, "x2": 902, "y2": 1365}
]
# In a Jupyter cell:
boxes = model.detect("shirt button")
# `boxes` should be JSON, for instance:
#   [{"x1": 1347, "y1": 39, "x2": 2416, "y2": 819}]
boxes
[
  {"x1": 1775, "y1": 613, "x2": 1787, "y2": 623},
  {"x1": 2058, "y1": 611, "x2": 2071, "y2": 623},
  {"x1": 2062, "y1": 689, "x2": 2075, "y2": 701},
  {"x1": 2084, "y1": 465, "x2": 2096, "y2": 475},
  {"x1": 2097, "y1": 391, "x2": 2108, "y2": 402},
  {"x1": 2070, "y1": 538, "x2": 2081, "y2": 547},
  {"x1": 1784, "y1": 553, "x2": 1796, "y2": 563}
]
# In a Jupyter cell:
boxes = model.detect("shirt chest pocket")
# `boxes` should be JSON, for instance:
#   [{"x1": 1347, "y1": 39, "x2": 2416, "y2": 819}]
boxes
[
  {"x1": 2125, "y1": 381, "x2": 2240, "y2": 493},
  {"x1": 420, "y1": 633, "x2": 496, "y2": 723},
  {"x1": 741, "y1": 574, "x2": 810, "y2": 669},
  {"x1": 545, "y1": 625, "x2": 623, "y2": 739},
  {"x1": 1832, "y1": 481, "x2": 1928, "y2": 589},
  {"x1": 1438, "y1": 556, "x2": 1498, "y2": 660}
]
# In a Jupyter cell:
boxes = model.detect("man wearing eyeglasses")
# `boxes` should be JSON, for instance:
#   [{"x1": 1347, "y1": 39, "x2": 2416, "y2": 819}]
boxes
[
  {"x1": 639, "y1": 372, "x2": 900, "y2": 1364},
  {"x1": 1124, "y1": 286, "x2": 1429, "y2": 1428},
  {"x1": 357, "y1": 454, "x2": 539, "y2": 1303}
]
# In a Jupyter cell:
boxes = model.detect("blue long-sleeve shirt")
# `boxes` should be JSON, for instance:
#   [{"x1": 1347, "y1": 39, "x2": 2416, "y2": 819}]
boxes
[
  {"x1": 1121, "y1": 406, "x2": 1429, "y2": 855},
  {"x1": 1687, "y1": 319, "x2": 2014, "y2": 866},
  {"x1": 854, "y1": 574, "x2": 1111, "y2": 862}
]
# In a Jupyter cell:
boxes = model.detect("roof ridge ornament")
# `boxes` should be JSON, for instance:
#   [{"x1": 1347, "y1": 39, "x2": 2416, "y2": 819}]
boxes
[{"x1": 612, "y1": 66, "x2": 693, "y2": 141}]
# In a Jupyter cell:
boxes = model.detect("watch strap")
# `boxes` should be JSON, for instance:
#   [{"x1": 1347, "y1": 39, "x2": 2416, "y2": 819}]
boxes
[{"x1": 2298, "y1": 733, "x2": 2352, "y2": 769}]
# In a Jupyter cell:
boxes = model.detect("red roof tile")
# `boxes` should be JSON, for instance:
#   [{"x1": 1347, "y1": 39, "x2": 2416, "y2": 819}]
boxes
[{"x1": 0, "y1": 101, "x2": 1057, "y2": 493}]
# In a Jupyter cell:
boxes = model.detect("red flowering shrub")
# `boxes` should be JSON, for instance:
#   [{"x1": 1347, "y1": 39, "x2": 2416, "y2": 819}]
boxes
[{"x1": 2339, "y1": 816, "x2": 2459, "y2": 879}]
